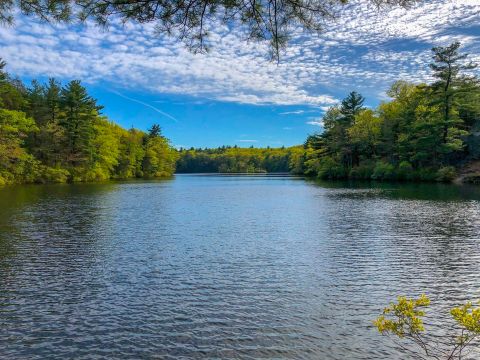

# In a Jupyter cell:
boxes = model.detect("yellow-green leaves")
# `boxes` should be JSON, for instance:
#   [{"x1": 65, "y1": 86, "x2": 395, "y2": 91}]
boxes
[
  {"x1": 451, "y1": 301, "x2": 480, "y2": 333},
  {"x1": 374, "y1": 294, "x2": 429, "y2": 338},
  {"x1": 375, "y1": 295, "x2": 480, "y2": 359}
]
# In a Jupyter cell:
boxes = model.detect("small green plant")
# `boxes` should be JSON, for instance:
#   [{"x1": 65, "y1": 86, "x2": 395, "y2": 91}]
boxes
[{"x1": 374, "y1": 295, "x2": 480, "y2": 359}]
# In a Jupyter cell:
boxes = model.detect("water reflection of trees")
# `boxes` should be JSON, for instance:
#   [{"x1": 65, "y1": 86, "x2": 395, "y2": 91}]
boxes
[{"x1": 0, "y1": 183, "x2": 120, "y2": 291}]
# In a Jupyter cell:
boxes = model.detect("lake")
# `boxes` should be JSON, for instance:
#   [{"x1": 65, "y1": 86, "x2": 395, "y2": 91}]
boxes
[{"x1": 1, "y1": 175, "x2": 480, "y2": 359}]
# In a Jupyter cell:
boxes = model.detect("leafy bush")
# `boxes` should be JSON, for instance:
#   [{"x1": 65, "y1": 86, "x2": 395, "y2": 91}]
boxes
[
  {"x1": 317, "y1": 157, "x2": 348, "y2": 179},
  {"x1": 416, "y1": 168, "x2": 437, "y2": 182},
  {"x1": 349, "y1": 162, "x2": 374, "y2": 179},
  {"x1": 40, "y1": 167, "x2": 70, "y2": 183},
  {"x1": 435, "y1": 166, "x2": 456, "y2": 182},
  {"x1": 372, "y1": 161, "x2": 396, "y2": 180}
]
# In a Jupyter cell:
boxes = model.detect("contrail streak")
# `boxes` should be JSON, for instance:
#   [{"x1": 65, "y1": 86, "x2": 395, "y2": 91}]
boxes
[{"x1": 110, "y1": 90, "x2": 178, "y2": 123}]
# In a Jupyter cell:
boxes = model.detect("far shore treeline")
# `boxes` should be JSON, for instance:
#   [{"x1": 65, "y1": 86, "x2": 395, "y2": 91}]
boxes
[
  {"x1": 176, "y1": 146, "x2": 304, "y2": 174},
  {"x1": 1, "y1": 42, "x2": 479, "y2": 185}
]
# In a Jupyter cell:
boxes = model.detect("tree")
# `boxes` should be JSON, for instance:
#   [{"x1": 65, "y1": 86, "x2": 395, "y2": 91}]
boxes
[
  {"x1": 379, "y1": 81, "x2": 419, "y2": 164},
  {"x1": 321, "y1": 92, "x2": 365, "y2": 168},
  {"x1": 87, "y1": 117, "x2": 121, "y2": 181},
  {"x1": 59, "y1": 80, "x2": 102, "y2": 167},
  {"x1": 24, "y1": 78, "x2": 66, "y2": 166},
  {"x1": 0, "y1": 108, "x2": 38, "y2": 184},
  {"x1": 0, "y1": 0, "x2": 417, "y2": 60},
  {"x1": 44, "y1": 78, "x2": 61, "y2": 124},
  {"x1": 142, "y1": 135, "x2": 177, "y2": 177},
  {"x1": 430, "y1": 42, "x2": 476, "y2": 145},
  {"x1": 116, "y1": 128, "x2": 145, "y2": 178},
  {"x1": 340, "y1": 91, "x2": 365, "y2": 127},
  {"x1": 0, "y1": 58, "x2": 26, "y2": 111},
  {"x1": 374, "y1": 295, "x2": 480, "y2": 360},
  {"x1": 26, "y1": 80, "x2": 48, "y2": 124},
  {"x1": 348, "y1": 109, "x2": 382, "y2": 158},
  {"x1": 148, "y1": 123, "x2": 162, "y2": 138}
]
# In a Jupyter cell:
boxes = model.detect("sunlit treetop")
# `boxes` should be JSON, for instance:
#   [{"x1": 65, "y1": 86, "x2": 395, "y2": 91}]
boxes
[{"x1": 1, "y1": 0, "x2": 418, "y2": 60}]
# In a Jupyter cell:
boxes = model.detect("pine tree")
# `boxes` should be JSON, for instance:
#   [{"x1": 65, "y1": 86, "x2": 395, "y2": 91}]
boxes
[
  {"x1": 59, "y1": 80, "x2": 102, "y2": 166},
  {"x1": 45, "y1": 78, "x2": 61, "y2": 124},
  {"x1": 430, "y1": 42, "x2": 476, "y2": 144}
]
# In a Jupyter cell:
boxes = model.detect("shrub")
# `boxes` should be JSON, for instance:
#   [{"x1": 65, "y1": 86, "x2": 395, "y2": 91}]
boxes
[
  {"x1": 416, "y1": 168, "x2": 437, "y2": 182},
  {"x1": 349, "y1": 162, "x2": 374, "y2": 179},
  {"x1": 317, "y1": 157, "x2": 348, "y2": 179},
  {"x1": 436, "y1": 166, "x2": 456, "y2": 182},
  {"x1": 83, "y1": 164, "x2": 111, "y2": 182},
  {"x1": 40, "y1": 167, "x2": 70, "y2": 183},
  {"x1": 372, "y1": 161, "x2": 396, "y2": 180}
]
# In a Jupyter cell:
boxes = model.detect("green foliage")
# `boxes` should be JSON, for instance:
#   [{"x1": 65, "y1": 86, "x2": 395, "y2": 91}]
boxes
[
  {"x1": 316, "y1": 156, "x2": 348, "y2": 179},
  {"x1": 39, "y1": 166, "x2": 70, "y2": 183},
  {"x1": 142, "y1": 135, "x2": 177, "y2": 178},
  {"x1": 436, "y1": 166, "x2": 457, "y2": 182},
  {"x1": 348, "y1": 109, "x2": 382, "y2": 158},
  {"x1": 451, "y1": 302, "x2": 480, "y2": 333},
  {"x1": 374, "y1": 294, "x2": 430, "y2": 338},
  {"x1": 0, "y1": 60, "x2": 177, "y2": 185},
  {"x1": 115, "y1": 129, "x2": 145, "y2": 179},
  {"x1": 302, "y1": 42, "x2": 480, "y2": 183},
  {"x1": 416, "y1": 168, "x2": 438, "y2": 182},
  {"x1": 375, "y1": 295, "x2": 480, "y2": 360},
  {"x1": 372, "y1": 161, "x2": 395, "y2": 181},
  {"x1": 176, "y1": 146, "x2": 302, "y2": 174},
  {"x1": 349, "y1": 162, "x2": 374, "y2": 180},
  {"x1": 0, "y1": 108, "x2": 39, "y2": 184},
  {"x1": 397, "y1": 161, "x2": 414, "y2": 180}
]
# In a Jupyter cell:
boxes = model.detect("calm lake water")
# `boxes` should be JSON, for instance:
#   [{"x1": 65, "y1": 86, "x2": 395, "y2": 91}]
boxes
[{"x1": 1, "y1": 175, "x2": 480, "y2": 359}]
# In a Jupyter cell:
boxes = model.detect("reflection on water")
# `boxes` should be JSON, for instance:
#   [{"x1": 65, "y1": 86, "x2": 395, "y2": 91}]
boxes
[{"x1": 0, "y1": 176, "x2": 479, "y2": 359}]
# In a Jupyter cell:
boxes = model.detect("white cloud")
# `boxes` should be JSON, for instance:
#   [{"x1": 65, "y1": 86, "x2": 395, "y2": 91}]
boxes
[
  {"x1": 306, "y1": 119, "x2": 324, "y2": 127},
  {"x1": 280, "y1": 110, "x2": 305, "y2": 115},
  {"x1": 237, "y1": 139, "x2": 258, "y2": 143},
  {"x1": 0, "y1": 0, "x2": 479, "y2": 106}
]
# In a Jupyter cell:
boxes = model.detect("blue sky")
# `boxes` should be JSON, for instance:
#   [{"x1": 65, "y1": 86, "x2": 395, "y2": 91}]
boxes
[{"x1": 2, "y1": 0, "x2": 480, "y2": 148}]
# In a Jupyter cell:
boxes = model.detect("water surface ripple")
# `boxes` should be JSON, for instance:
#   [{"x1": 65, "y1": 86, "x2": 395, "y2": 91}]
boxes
[{"x1": 1, "y1": 175, "x2": 480, "y2": 359}]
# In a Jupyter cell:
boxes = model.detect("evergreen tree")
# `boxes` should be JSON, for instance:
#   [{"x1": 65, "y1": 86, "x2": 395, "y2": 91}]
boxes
[
  {"x1": 430, "y1": 42, "x2": 476, "y2": 145},
  {"x1": 59, "y1": 80, "x2": 102, "y2": 167},
  {"x1": 148, "y1": 123, "x2": 162, "y2": 138},
  {"x1": 45, "y1": 78, "x2": 61, "y2": 124},
  {"x1": 340, "y1": 91, "x2": 365, "y2": 126}
]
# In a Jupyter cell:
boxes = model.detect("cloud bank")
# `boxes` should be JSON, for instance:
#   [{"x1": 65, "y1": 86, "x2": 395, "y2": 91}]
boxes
[{"x1": 1, "y1": 0, "x2": 479, "y2": 106}]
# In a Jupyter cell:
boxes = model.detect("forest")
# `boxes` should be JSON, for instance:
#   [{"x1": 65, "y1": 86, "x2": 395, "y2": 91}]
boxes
[
  {"x1": 176, "y1": 146, "x2": 304, "y2": 174},
  {"x1": 301, "y1": 42, "x2": 480, "y2": 183},
  {"x1": 0, "y1": 60, "x2": 178, "y2": 185}
]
